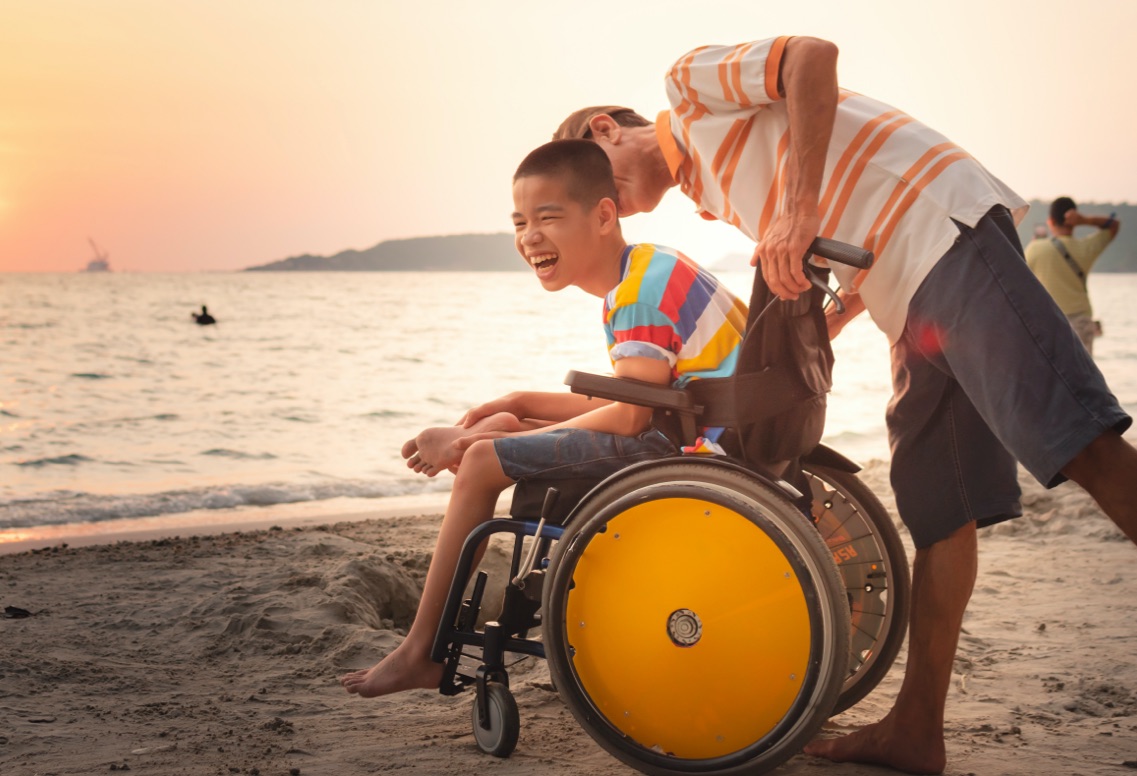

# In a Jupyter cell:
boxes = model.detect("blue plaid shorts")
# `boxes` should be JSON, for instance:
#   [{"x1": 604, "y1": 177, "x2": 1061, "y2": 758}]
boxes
[{"x1": 494, "y1": 428, "x2": 676, "y2": 482}]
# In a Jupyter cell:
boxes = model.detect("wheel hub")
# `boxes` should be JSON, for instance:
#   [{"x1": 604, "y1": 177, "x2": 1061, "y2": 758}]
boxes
[{"x1": 667, "y1": 608, "x2": 703, "y2": 647}]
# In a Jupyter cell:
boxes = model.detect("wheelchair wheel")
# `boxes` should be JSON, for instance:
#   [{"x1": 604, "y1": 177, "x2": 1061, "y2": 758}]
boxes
[
  {"x1": 802, "y1": 462, "x2": 910, "y2": 714},
  {"x1": 543, "y1": 460, "x2": 850, "y2": 776},
  {"x1": 471, "y1": 680, "x2": 519, "y2": 757}
]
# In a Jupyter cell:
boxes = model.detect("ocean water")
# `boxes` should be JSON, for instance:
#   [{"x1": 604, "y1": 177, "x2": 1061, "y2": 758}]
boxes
[{"x1": 3, "y1": 270, "x2": 1136, "y2": 534}]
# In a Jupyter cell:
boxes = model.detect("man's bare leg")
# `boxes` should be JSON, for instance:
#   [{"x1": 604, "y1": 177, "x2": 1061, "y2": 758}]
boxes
[
  {"x1": 804, "y1": 522, "x2": 977, "y2": 775},
  {"x1": 1061, "y1": 429, "x2": 1137, "y2": 544},
  {"x1": 805, "y1": 430, "x2": 1137, "y2": 773},
  {"x1": 341, "y1": 440, "x2": 514, "y2": 696},
  {"x1": 401, "y1": 412, "x2": 525, "y2": 476}
]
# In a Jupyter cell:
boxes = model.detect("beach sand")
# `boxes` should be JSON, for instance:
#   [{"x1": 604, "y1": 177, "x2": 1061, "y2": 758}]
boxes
[{"x1": 2, "y1": 462, "x2": 1136, "y2": 776}]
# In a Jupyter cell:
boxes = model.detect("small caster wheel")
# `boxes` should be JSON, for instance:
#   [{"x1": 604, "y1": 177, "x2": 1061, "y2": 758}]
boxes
[{"x1": 472, "y1": 680, "x2": 519, "y2": 757}]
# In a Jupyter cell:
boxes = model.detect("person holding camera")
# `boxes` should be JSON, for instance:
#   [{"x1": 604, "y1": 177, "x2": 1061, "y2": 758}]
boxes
[{"x1": 1026, "y1": 196, "x2": 1120, "y2": 355}]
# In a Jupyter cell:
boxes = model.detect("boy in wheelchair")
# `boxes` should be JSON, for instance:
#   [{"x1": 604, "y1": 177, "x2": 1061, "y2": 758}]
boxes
[{"x1": 340, "y1": 138, "x2": 751, "y2": 699}]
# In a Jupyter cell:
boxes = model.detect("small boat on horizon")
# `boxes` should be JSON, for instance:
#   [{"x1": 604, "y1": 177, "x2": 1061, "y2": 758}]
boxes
[{"x1": 82, "y1": 238, "x2": 112, "y2": 273}]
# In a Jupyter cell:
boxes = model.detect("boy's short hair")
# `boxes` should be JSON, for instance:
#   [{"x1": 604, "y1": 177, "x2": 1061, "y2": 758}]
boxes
[
  {"x1": 514, "y1": 139, "x2": 619, "y2": 209},
  {"x1": 1050, "y1": 196, "x2": 1077, "y2": 225},
  {"x1": 553, "y1": 106, "x2": 651, "y2": 141}
]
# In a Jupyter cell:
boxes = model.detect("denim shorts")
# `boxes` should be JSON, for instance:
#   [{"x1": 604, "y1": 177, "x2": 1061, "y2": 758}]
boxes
[
  {"x1": 888, "y1": 206, "x2": 1131, "y2": 549},
  {"x1": 494, "y1": 428, "x2": 676, "y2": 482}
]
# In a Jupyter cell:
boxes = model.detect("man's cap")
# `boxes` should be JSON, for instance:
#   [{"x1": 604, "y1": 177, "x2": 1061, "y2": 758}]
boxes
[
  {"x1": 553, "y1": 106, "x2": 647, "y2": 141},
  {"x1": 1050, "y1": 196, "x2": 1077, "y2": 225}
]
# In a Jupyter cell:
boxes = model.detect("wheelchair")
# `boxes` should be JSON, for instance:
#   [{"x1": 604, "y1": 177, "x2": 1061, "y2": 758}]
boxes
[{"x1": 429, "y1": 240, "x2": 911, "y2": 775}]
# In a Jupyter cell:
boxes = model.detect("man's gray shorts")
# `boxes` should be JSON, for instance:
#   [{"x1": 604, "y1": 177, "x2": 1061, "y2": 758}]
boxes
[{"x1": 888, "y1": 206, "x2": 1131, "y2": 549}]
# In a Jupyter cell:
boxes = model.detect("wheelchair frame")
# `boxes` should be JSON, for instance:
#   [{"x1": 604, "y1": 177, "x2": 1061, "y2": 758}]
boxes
[{"x1": 428, "y1": 370, "x2": 911, "y2": 771}]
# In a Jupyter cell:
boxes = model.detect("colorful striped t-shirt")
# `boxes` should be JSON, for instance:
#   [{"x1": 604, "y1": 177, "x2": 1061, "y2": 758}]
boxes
[{"x1": 603, "y1": 243, "x2": 747, "y2": 387}]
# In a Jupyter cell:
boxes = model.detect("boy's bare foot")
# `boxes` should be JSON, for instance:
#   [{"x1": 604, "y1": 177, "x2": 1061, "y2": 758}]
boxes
[
  {"x1": 803, "y1": 716, "x2": 946, "y2": 775},
  {"x1": 401, "y1": 412, "x2": 523, "y2": 476},
  {"x1": 340, "y1": 642, "x2": 444, "y2": 698},
  {"x1": 400, "y1": 437, "x2": 418, "y2": 459}
]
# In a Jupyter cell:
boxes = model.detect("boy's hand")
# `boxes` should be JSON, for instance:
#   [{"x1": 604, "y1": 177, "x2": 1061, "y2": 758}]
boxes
[{"x1": 461, "y1": 395, "x2": 518, "y2": 428}]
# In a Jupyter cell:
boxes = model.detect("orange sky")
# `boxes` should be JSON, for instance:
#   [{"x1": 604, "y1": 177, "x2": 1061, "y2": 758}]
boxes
[{"x1": 2, "y1": 0, "x2": 1135, "y2": 273}]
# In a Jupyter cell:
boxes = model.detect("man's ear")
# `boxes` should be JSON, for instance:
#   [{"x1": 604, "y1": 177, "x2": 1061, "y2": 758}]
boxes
[
  {"x1": 588, "y1": 114, "x2": 623, "y2": 143},
  {"x1": 597, "y1": 197, "x2": 620, "y2": 234}
]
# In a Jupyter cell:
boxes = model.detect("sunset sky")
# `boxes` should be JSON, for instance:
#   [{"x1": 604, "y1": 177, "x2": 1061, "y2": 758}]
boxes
[{"x1": 2, "y1": 0, "x2": 1135, "y2": 273}]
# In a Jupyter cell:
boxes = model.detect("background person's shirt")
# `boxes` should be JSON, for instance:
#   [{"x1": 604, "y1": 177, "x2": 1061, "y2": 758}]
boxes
[
  {"x1": 657, "y1": 37, "x2": 1028, "y2": 343},
  {"x1": 1025, "y1": 229, "x2": 1114, "y2": 317}
]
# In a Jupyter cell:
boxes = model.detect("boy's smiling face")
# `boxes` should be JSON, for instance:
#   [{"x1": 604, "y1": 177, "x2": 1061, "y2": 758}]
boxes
[{"x1": 511, "y1": 173, "x2": 619, "y2": 296}]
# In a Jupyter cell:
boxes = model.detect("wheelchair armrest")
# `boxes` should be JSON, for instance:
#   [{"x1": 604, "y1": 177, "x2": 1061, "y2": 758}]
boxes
[{"x1": 565, "y1": 370, "x2": 700, "y2": 414}]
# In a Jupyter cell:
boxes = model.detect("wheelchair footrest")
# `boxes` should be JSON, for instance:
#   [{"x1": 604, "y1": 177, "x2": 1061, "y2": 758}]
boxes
[{"x1": 438, "y1": 575, "x2": 551, "y2": 697}]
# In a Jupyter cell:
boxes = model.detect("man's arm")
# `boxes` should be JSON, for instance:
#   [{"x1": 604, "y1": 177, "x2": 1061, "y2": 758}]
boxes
[
  {"x1": 825, "y1": 290, "x2": 866, "y2": 340},
  {"x1": 1067, "y1": 208, "x2": 1120, "y2": 240},
  {"x1": 752, "y1": 36, "x2": 839, "y2": 300}
]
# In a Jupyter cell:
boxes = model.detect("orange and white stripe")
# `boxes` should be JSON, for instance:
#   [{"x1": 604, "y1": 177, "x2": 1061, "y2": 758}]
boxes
[{"x1": 657, "y1": 39, "x2": 1027, "y2": 343}]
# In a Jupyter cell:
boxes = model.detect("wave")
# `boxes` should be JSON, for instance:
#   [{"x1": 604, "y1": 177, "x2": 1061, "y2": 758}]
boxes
[
  {"x1": 15, "y1": 453, "x2": 96, "y2": 468},
  {"x1": 0, "y1": 477, "x2": 451, "y2": 529},
  {"x1": 200, "y1": 448, "x2": 277, "y2": 460},
  {"x1": 358, "y1": 409, "x2": 413, "y2": 420},
  {"x1": 818, "y1": 430, "x2": 890, "y2": 466},
  {"x1": 1, "y1": 322, "x2": 57, "y2": 330}
]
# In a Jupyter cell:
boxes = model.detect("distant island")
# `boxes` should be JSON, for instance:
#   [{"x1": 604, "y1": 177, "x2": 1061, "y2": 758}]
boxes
[
  {"x1": 244, "y1": 200, "x2": 1137, "y2": 273},
  {"x1": 244, "y1": 233, "x2": 522, "y2": 272}
]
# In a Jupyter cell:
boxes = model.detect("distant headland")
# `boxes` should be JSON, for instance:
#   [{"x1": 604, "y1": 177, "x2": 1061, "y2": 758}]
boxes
[
  {"x1": 242, "y1": 200, "x2": 1137, "y2": 273},
  {"x1": 243, "y1": 233, "x2": 522, "y2": 272}
]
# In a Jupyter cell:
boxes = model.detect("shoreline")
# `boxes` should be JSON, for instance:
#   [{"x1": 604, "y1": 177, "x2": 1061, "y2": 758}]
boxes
[
  {"x1": 0, "y1": 491, "x2": 507, "y2": 556},
  {"x1": 0, "y1": 453, "x2": 893, "y2": 556}
]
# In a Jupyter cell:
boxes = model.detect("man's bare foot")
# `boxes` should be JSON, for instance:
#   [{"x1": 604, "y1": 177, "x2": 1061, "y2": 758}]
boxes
[
  {"x1": 340, "y1": 642, "x2": 444, "y2": 698},
  {"x1": 401, "y1": 412, "x2": 523, "y2": 476},
  {"x1": 803, "y1": 716, "x2": 946, "y2": 775}
]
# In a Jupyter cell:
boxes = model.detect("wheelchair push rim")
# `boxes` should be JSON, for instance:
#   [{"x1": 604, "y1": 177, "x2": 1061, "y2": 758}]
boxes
[
  {"x1": 543, "y1": 461, "x2": 849, "y2": 776},
  {"x1": 803, "y1": 462, "x2": 911, "y2": 713}
]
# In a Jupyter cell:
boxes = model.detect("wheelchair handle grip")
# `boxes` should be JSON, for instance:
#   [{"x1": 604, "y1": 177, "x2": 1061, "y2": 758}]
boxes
[{"x1": 808, "y1": 237, "x2": 874, "y2": 270}]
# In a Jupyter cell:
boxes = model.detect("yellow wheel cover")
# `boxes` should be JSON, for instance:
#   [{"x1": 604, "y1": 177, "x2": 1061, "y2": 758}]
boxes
[{"x1": 565, "y1": 496, "x2": 812, "y2": 759}]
